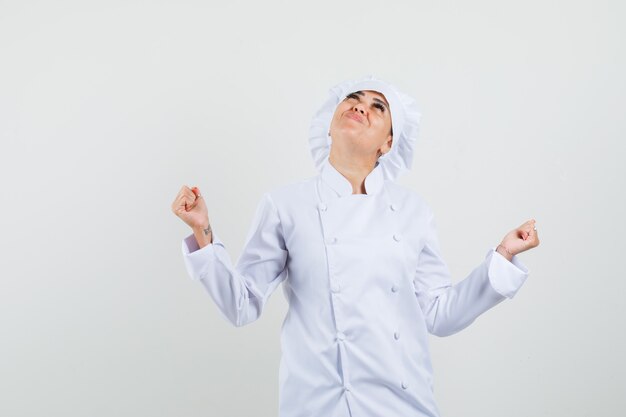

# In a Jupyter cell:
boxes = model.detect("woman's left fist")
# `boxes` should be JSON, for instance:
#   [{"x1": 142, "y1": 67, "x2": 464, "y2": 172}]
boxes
[{"x1": 499, "y1": 219, "x2": 540, "y2": 257}]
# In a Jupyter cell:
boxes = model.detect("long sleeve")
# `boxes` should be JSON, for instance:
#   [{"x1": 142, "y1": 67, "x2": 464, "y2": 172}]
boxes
[
  {"x1": 412, "y1": 206, "x2": 529, "y2": 337},
  {"x1": 181, "y1": 192, "x2": 289, "y2": 327}
]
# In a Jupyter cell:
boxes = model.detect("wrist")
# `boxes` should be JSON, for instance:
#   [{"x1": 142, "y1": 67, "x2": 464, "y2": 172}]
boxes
[
  {"x1": 192, "y1": 222, "x2": 210, "y2": 232},
  {"x1": 496, "y1": 244, "x2": 514, "y2": 262},
  {"x1": 192, "y1": 223, "x2": 213, "y2": 248}
]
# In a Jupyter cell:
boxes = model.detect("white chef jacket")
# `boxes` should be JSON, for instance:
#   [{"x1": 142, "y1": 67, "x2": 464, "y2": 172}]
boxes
[{"x1": 181, "y1": 156, "x2": 529, "y2": 417}]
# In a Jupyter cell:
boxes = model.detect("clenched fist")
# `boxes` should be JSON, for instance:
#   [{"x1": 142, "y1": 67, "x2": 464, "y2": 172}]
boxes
[
  {"x1": 171, "y1": 185, "x2": 210, "y2": 230},
  {"x1": 496, "y1": 219, "x2": 540, "y2": 261}
]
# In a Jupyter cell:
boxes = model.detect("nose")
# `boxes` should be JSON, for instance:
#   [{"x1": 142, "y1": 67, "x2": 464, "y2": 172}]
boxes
[{"x1": 352, "y1": 102, "x2": 366, "y2": 115}]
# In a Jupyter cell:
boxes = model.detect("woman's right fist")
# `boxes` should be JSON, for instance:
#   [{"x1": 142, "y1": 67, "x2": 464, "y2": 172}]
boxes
[{"x1": 171, "y1": 185, "x2": 209, "y2": 230}]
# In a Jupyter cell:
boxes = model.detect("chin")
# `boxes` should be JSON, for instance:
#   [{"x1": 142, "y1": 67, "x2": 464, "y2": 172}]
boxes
[{"x1": 336, "y1": 126, "x2": 362, "y2": 139}]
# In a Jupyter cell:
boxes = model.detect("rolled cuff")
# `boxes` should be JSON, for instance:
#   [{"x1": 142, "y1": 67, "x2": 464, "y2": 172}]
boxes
[
  {"x1": 485, "y1": 247, "x2": 529, "y2": 299},
  {"x1": 181, "y1": 230, "x2": 225, "y2": 281}
]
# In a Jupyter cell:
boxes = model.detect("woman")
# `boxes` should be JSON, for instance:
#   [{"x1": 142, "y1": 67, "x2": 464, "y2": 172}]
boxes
[{"x1": 171, "y1": 75, "x2": 540, "y2": 417}]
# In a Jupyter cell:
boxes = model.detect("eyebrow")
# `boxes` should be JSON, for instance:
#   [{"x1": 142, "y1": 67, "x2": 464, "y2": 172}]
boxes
[{"x1": 350, "y1": 91, "x2": 389, "y2": 112}]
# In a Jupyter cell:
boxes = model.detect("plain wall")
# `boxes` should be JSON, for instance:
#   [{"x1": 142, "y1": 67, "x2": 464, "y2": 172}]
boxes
[{"x1": 1, "y1": 0, "x2": 625, "y2": 416}]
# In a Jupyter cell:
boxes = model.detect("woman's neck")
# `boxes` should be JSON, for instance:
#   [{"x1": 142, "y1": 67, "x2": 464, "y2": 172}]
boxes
[{"x1": 328, "y1": 153, "x2": 377, "y2": 195}]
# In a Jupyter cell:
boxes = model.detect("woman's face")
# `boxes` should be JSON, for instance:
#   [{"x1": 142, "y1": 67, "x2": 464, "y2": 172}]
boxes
[{"x1": 328, "y1": 89, "x2": 393, "y2": 161}]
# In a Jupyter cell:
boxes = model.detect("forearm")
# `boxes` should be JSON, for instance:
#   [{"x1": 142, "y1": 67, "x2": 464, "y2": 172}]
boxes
[
  {"x1": 420, "y1": 247, "x2": 529, "y2": 337},
  {"x1": 182, "y1": 230, "x2": 260, "y2": 327},
  {"x1": 424, "y1": 258, "x2": 506, "y2": 337}
]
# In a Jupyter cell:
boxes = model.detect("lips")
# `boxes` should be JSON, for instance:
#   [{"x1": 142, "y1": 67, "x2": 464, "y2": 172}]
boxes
[{"x1": 345, "y1": 112, "x2": 364, "y2": 124}]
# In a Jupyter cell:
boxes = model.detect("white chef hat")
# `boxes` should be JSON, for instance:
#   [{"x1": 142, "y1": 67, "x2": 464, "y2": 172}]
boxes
[{"x1": 308, "y1": 74, "x2": 422, "y2": 181}]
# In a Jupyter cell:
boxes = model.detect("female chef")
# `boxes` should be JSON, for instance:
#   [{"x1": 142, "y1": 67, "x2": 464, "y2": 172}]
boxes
[{"x1": 171, "y1": 75, "x2": 540, "y2": 417}]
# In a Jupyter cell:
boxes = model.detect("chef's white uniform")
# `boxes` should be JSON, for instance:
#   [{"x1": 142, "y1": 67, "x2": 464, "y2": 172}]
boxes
[{"x1": 181, "y1": 155, "x2": 529, "y2": 417}]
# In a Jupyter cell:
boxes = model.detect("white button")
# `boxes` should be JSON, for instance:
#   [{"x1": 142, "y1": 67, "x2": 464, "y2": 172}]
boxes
[
  {"x1": 394, "y1": 331, "x2": 400, "y2": 340},
  {"x1": 331, "y1": 282, "x2": 342, "y2": 293},
  {"x1": 318, "y1": 202, "x2": 327, "y2": 211},
  {"x1": 390, "y1": 203, "x2": 397, "y2": 211},
  {"x1": 393, "y1": 234, "x2": 402, "y2": 242},
  {"x1": 391, "y1": 284, "x2": 398, "y2": 292},
  {"x1": 336, "y1": 331, "x2": 346, "y2": 341},
  {"x1": 343, "y1": 383, "x2": 352, "y2": 392},
  {"x1": 326, "y1": 236, "x2": 337, "y2": 244},
  {"x1": 401, "y1": 381, "x2": 408, "y2": 389}
]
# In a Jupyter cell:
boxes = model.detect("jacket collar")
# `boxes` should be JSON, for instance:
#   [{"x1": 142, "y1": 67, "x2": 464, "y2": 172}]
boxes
[{"x1": 320, "y1": 157, "x2": 384, "y2": 197}]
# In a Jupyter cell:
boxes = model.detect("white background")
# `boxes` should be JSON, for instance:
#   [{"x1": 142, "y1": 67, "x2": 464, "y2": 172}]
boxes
[{"x1": 1, "y1": 0, "x2": 624, "y2": 416}]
